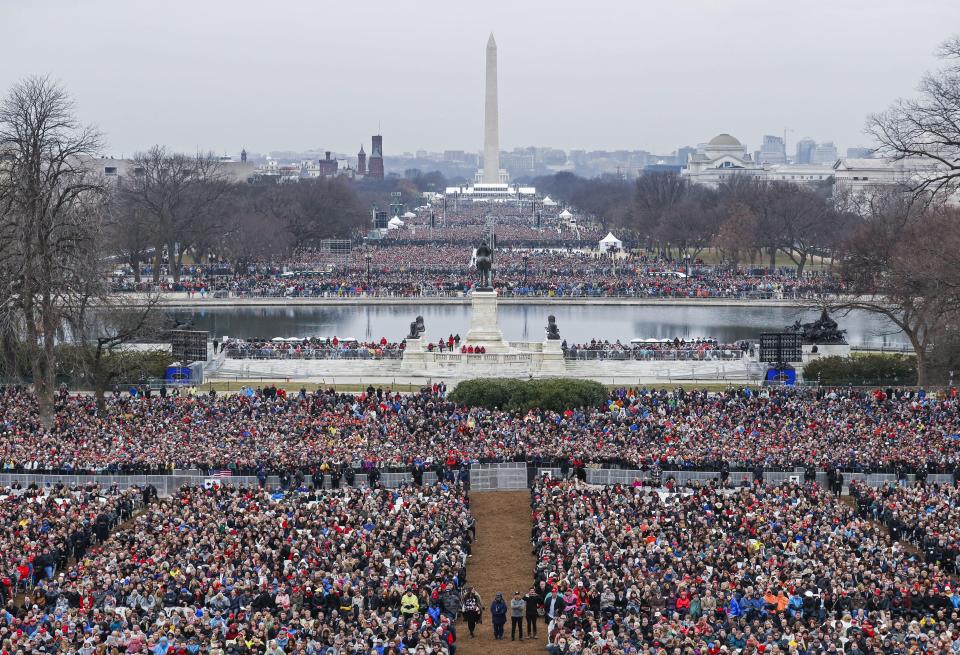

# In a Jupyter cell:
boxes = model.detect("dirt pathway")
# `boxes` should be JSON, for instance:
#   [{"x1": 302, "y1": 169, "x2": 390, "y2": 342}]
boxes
[
  {"x1": 838, "y1": 494, "x2": 922, "y2": 556},
  {"x1": 458, "y1": 490, "x2": 543, "y2": 655}
]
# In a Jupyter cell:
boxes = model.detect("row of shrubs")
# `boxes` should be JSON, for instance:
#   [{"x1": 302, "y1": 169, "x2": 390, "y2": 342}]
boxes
[
  {"x1": 803, "y1": 354, "x2": 917, "y2": 385},
  {"x1": 448, "y1": 377, "x2": 608, "y2": 412}
]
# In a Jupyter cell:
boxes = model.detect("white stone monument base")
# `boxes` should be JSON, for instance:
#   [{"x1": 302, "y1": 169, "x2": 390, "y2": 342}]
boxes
[
  {"x1": 802, "y1": 343, "x2": 851, "y2": 364},
  {"x1": 540, "y1": 338, "x2": 566, "y2": 373},
  {"x1": 401, "y1": 337, "x2": 427, "y2": 369},
  {"x1": 464, "y1": 290, "x2": 511, "y2": 353}
]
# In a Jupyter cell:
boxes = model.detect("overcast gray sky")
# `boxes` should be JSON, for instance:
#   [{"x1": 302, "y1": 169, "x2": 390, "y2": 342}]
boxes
[{"x1": 3, "y1": 0, "x2": 958, "y2": 158}]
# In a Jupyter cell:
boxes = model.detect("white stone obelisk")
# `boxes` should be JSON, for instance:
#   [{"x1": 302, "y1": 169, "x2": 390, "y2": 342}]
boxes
[{"x1": 482, "y1": 33, "x2": 500, "y2": 184}]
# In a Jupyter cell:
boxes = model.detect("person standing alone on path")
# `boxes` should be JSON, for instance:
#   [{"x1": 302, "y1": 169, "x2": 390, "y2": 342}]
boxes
[
  {"x1": 523, "y1": 587, "x2": 541, "y2": 639},
  {"x1": 510, "y1": 591, "x2": 525, "y2": 640},
  {"x1": 833, "y1": 470, "x2": 845, "y2": 497},
  {"x1": 490, "y1": 592, "x2": 507, "y2": 640},
  {"x1": 461, "y1": 587, "x2": 482, "y2": 638}
]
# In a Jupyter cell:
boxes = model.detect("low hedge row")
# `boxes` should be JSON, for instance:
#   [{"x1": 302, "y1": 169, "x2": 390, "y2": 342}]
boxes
[
  {"x1": 803, "y1": 354, "x2": 917, "y2": 385},
  {"x1": 448, "y1": 378, "x2": 608, "y2": 412}
]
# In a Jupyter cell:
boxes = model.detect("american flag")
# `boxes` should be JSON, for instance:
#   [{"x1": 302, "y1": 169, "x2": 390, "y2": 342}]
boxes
[{"x1": 212, "y1": 469, "x2": 233, "y2": 478}]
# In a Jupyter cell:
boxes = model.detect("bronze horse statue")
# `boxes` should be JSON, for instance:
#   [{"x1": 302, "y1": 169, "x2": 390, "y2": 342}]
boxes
[{"x1": 475, "y1": 241, "x2": 493, "y2": 289}]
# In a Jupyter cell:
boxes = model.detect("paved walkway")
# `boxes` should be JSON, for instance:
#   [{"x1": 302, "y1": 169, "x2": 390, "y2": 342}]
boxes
[
  {"x1": 838, "y1": 494, "x2": 921, "y2": 556},
  {"x1": 459, "y1": 491, "x2": 543, "y2": 655}
]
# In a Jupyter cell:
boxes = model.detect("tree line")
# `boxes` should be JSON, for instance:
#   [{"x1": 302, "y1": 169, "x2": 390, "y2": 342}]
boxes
[
  {"x1": 109, "y1": 154, "x2": 451, "y2": 282},
  {"x1": 112, "y1": 147, "x2": 369, "y2": 283},
  {"x1": 531, "y1": 171, "x2": 851, "y2": 276}
]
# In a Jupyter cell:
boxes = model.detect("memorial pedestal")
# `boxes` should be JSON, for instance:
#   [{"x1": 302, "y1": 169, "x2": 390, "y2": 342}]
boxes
[
  {"x1": 802, "y1": 342, "x2": 851, "y2": 365},
  {"x1": 400, "y1": 337, "x2": 427, "y2": 370},
  {"x1": 400, "y1": 289, "x2": 575, "y2": 374},
  {"x1": 540, "y1": 338, "x2": 566, "y2": 373},
  {"x1": 464, "y1": 289, "x2": 510, "y2": 353}
]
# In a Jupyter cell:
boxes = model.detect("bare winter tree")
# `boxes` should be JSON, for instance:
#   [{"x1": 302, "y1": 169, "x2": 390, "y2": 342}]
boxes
[
  {"x1": 712, "y1": 202, "x2": 760, "y2": 267},
  {"x1": 122, "y1": 146, "x2": 228, "y2": 284},
  {"x1": 266, "y1": 178, "x2": 365, "y2": 248},
  {"x1": 654, "y1": 186, "x2": 719, "y2": 261},
  {"x1": 71, "y1": 195, "x2": 168, "y2": 411},
  {"x1": 768, "y1": 183, "x2": 846, "y2": 277},
  {"x1": 834, "y1": 192, "x2": 960, "y2": 385},
  {"x1": 215, "y1": 184, "x2": 293, "y2": 271},
  {"x1": 107, "y1": 192, "x2": 154, "y2": 284},
  {"x1": 67, "y1": 293, "x2": 168, "y2": 412},
  {"x1": 0, "y1": 76, "x2": 105, "y2": 425},
  {"x1": 712, "y1": 178, "x2": 850, "y2": 275},
  {"x1": 631, "y1": 172, "x2": 692, "y2": 251},
  {"x1": 868, "y1": 36, "x2": 960, "y2": 198},
  {"x1": 716, "y1": 177, "x2": 782, "y2": 271}
]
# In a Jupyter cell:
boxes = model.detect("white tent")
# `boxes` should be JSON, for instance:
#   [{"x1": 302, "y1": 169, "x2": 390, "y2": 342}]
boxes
[
  {"x1": 558, "y1": 208, "x2": 574, "y2": 220},
  {"x1": 542, "y1": 195, "x2": 558, "y2": 207},
  {"x1": 599, "y1": 232, "x2": 623, "y2": 252},
  {"x1": 402, "y1": 211, "x2": 416, "y2": 219},
  {"x1": 387, "y1": 215, "x2": 404, "y2": 229}
]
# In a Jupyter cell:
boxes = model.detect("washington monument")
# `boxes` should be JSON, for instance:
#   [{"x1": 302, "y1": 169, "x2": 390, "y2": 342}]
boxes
[{"x1": 482, "y1": 33, "x2": 501, "y2": 184}]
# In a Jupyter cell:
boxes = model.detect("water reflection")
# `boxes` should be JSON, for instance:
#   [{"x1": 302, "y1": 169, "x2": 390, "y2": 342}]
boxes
[{"x1": 173, "y1": 304, "x2": 906, "y2": 348}]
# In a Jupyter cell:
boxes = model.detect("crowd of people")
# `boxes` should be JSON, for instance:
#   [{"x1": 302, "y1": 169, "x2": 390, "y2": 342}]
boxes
[
  {"x1": 850, "y1": 480, "x2": 960, "y2": 573},
  {"x1": 3, "y1": 385, "x2": 960, "y2": 477},
  {"x1": 0, "y1": 483, "x2": 147, "y2": 606},
  {"x1": 3, "y1": 376, "x2": 960, "y2": 653},
  {"x1": 220, "y1": 337, "x2": 405, "y2": 361},
  {"x1": 109, "y1": 244, "x2": 843, "y2": 301},
  {"x1": 383, "y1": 206, "x2": 605, "y2": 244},
  {"x1": 217, "y1": 333, "x2": 500, "y2": 359},
  {"x1": 0, "y1": 481, "x2": 473, "y2": 655},
  {"x1": 562, "y1": 339, "x2": 749, "y2": 361},
  {"x1": 532, "y1": 477, "x2": 960, "y2": 655},
  {"x1": 383, "y1": 223, "x2": 605, "y2": 247}
]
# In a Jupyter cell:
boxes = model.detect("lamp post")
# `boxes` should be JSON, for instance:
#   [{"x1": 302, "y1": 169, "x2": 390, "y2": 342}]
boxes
[
  {"x1": 208, "y1": 251, "x2": 216, "y2": 285},
  {"x1": 522, "y1": 254, "x2": 529, "y2": 287},
  {"x1": 365, "y1": 252, "x2": 372, "y2": 292},
  {"x1": 208, "y1": 252, "x2": 218, "y2": 334}
]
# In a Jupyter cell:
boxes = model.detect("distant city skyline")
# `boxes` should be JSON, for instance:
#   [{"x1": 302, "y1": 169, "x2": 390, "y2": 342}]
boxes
[
  {"x1": 4, "y1": 0, "x2": 957, "y2": 157},
  {"x1": 232, "y1": 136, "x2": 865, "y2": 164},
  {"x1": 250, "y1": 137, "x2": 862, "y2": 165}
]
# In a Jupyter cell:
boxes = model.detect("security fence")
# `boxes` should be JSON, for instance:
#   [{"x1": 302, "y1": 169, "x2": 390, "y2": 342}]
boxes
[
  {"x1": 0, "y1": 473, "x2": 256, "y2": 498},
  {"x1": 1, "y1": 466, "x2": 952, "y2": 496},
  {"x1": 474, "y1": 466, "x2": 956, "y2": 491}
]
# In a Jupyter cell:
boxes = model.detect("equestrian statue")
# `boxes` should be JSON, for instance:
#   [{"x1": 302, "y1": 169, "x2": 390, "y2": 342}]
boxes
[{"x1": 474, "y1": 241, "x2": 494, "y2": 290}]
